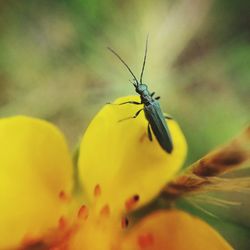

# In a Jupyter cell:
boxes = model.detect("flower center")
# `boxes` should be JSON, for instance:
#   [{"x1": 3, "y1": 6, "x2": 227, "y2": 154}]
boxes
[{"x1": 21, "y1": 184, "x2": 141, "y2": 250}]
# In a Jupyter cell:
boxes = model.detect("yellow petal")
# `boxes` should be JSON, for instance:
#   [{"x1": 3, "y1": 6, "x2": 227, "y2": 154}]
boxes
[
  {"x1": 120, "y1": 210, "x2": 233, "y2": 250},
  {"x1": 79, "y1": 96, "x2": 187, "y2": 211},
  {"x1": 0, "y1": 116, "x2": 73, "y2": 249}
]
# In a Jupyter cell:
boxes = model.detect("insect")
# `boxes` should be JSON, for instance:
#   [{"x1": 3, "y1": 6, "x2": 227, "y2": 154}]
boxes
[{"x1": 108, "y1": 38, "x2": 173, "y2": 153}]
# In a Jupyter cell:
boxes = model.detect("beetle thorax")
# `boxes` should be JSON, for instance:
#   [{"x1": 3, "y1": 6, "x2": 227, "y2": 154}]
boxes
[{"x1": 136, "y1": 84, "x2": 152, "y2": 104}]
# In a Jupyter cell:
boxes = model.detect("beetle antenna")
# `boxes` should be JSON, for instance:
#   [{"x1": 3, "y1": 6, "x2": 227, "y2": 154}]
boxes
[
  {"x1": 107, "y1": 47, "x2": 140, "y2": 86},
  {"x1": 129, "y1": 79, "x2": 137, "y2": 87},
  {"x1": 139, "y1": 35, "x2": 148, "y2": 84}
]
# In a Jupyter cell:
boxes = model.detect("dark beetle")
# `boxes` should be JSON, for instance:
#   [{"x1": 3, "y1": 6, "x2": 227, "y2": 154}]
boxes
[{"x1": 108, "y1": 38, "x2": 173, "y2": 153}]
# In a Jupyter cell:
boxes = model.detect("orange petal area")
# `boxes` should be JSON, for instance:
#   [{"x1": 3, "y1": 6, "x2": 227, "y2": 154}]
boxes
[
  {"x1": 68, "y1": 208, "x2": 120, "y2": 250},
  {"x1": 120, "y1": 210, "x2": 233, "y2": 250},
  {"x1": 78, "y1": 96, "x2": 187, "y2": 212},
  {"x1": 0, "y1": 116, "x2": 73, "y2": 249}
]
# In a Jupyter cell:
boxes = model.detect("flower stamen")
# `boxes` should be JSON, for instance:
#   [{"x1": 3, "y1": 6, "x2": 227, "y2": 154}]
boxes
[
  {"x1": 94, "y1": 184, "x2": 102, "y2": 197},
  {"x1": 78, "y1": 205, "x2": 89, "y2": 220},
  {"x1": 99, "y1": 204, "x2": 110, "y2": 217},
  {"x1": 121, "y1": 217, "x2": 129, "y2": 229},
  {"x1": 125, "y1": 194, "x2": 140, "y2": 211},
  {"x1": 58, "y1": 216, "x2": 68, "y2": 230},
  {"x1": 58, "y1": 190, "x2": 70, "y2": 202}
]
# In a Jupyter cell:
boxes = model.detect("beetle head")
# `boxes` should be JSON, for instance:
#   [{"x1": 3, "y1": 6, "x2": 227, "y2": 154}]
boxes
[{"x1": 135, "y1": 83, "x2": 148, "y2": 94}]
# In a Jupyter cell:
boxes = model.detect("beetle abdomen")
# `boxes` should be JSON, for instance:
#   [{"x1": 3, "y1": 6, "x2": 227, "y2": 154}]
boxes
[{"x1": 144, "y1": 102, "x2": 173, "y2": 153}]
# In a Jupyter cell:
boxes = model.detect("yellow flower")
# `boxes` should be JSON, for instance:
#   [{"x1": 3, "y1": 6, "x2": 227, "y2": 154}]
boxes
[{"x1": 0, "y1": 96, "x2": 232, "y2": 250}]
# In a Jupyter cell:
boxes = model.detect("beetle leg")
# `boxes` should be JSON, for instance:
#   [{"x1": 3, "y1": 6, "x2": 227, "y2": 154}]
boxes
[
  {"x1": 119, "y1": 101, "x2": 142, "y2": 105},
  {"x1": 155, "y1": 96, "x2": 160, "y2": 100},
  {"x1": 118, "y1": 108, "x2": 144, "y2": 122},
  {"x1": 108, "y1": 101, "x2": 142, "y2": 105},
  {"x1": 164, "y1": 114, "x2": 173, "y2": 120},
  {"x1": 147, "y1": 123, "x2": 153, "y2": 141},
  {"x1": 151, "y1": 92, "x2": 155, "y2": 97}
]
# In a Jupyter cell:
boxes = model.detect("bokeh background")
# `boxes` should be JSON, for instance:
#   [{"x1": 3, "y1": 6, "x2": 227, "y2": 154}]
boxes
[{"x1": 0, "y1": 0, "x2": 249, "y2": 249}]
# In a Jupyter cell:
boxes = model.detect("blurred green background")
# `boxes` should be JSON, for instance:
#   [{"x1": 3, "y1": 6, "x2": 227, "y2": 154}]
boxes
[{"x1": 0, "y1": 0, "x2": 249, "y2": 249}]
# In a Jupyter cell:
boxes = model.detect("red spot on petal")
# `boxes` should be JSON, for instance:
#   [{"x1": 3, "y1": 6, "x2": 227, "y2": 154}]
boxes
[
  {"x1": 94, "y1": 184, "x2": 101, "y2": 197},
  {"x1": 53, "y1": 225, "x2": 79, "y2": 250},
  {"x1": 21, "y1": 235, "x2": 44, "y2": 249},
  {"x1": 121, "y1": 217, "x2": 129, "y2": 229},
  {"x1": 125, "y1": 194, "x2": 140, "y2": 211},
  {"x1": 138, "y1": 233, "x2": 154, "y2": 248},
  {"x1": 100, "y1": 204, "x2": 110, "y2": 217},
  {"x1": 78, "y1": 205, "x2": 88, "y2": 220}
]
